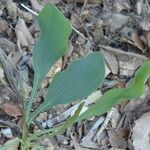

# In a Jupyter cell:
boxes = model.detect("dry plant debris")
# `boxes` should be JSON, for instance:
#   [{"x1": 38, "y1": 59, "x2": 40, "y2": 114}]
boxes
[{"x1": 0, "y1": 0, "x2": 150, "y2": 149}]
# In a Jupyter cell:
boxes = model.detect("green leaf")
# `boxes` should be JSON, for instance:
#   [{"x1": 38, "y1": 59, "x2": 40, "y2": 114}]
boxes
[
  {"x1": 26, "y1": 3, "x2": 71, "y2": 121},
  {"x1": 77, "y1": 60, "x2": 150, "y2": 121},
  {"x1": 28, "y1": 51, "x2": 105, "y2": 124},
  {"x1": 33, "y1": 3, "x2": 71, "y2": 89}
]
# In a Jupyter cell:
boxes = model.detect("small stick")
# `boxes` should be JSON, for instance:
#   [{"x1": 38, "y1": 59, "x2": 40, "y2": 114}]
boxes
[
  {"x1": 99, "y1": 44, "x2": 148, "y2": 60},
  {"x1": 21, "y1": 4, "x2": 38, "y2": 16},
  {"x1": 145, "y1": 0, "x2": 150, "y2": 14},
  {"x1": 94, "y1": 107, "x2": 115, "y2": 141},
  {"x1": 0, "y1": 119, "x2": 19, "y2": 129},
  {"x1": 81, "y1": 0, "x2": 88, "y2": 14},
  {"x1": 81, "y1": 116, "x2": 104, "y2": 146}
]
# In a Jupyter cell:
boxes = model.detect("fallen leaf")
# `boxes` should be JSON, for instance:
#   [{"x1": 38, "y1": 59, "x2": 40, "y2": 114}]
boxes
[
  {"x1": 15, "y1": 18, "x2": 34, "y2": 47},
  {"x1": 119, "y1": 57, "x2": 144, "y2": 76},
  {"x1": 103, "y1": 51, "x2": 119, "y2": 74},
  {"x1": 2, "y1": 138, "x2": 20, "y2": 150},
  {"x1": 132, "y1": 111, "x2": 150, "y2": 150},
  {"x1": 131, "y1": 31, "x2": 145, "y2": 52},
  {"x1": 2, "y1": 103, "x2": 23, "y2": 118},
  {"x1": 108, "y1": 129, "x2": 127, "y2": 149},
  {"x1": 144, "y1": 31, "x2": 150, "y2": 48},
  {"x1": 47, "y1": 58, "x2": 62, "y2": 78},
  {"x1": 41, "y1": 58, "x2": 63, "y2": 88}
]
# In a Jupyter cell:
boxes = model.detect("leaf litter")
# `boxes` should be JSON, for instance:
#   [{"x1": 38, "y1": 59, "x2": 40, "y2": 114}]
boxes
[{"x1": 1, "y1": 0, "x2": 150, "y2": 149}]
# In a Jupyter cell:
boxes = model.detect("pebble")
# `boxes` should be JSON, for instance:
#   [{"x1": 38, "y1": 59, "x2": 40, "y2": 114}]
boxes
[{"x1": 1, "y1": 128, "x2": 13, "y2": 138}]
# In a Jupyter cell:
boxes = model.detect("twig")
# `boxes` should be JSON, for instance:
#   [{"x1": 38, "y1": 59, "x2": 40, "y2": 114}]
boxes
[
  {"x1": 81, "y1": 0, "x2": 88, "y2": 14},
  {"x1": 0, "y1": 119, "x2": 19, "y2": 129},
  {"x1": 94, "y1": 107, "x2": 115, "y2": 141},
  {"x1": 71, "y1": 24, "x2": 95, "y2": 45},
  {"x1": 42, "y1": 102, "x2": 82, "y2": 128},
  {"x1": 145, "y1": 0, "x2": 150, "y2": 14},
  {"x1": 99, "y1": 44, "x2": 148, "y2": 60},
  {"x1": 21, "y1": 4, "x2": 38, "y2": 16},
  {"x1": 80, "y1": 117, "x2": 104, "y2": 148}
]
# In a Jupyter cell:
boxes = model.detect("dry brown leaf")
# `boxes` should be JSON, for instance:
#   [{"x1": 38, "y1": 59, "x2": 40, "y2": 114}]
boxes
[
  {"x1": 16, "y1": 18, "x2": 34, "y2": 47},
  {"x1": 71, "y1": 14, "x2": 81, "y2": 28},
  {"x1": 2, "y1": 103, "x2": 23, "y2": 118},
  {"x1": 132, "y1": 111, "x2": 150, "y2": 150},
  {"x1": 108, "y1": 129, "x2": 127, "y2": 149},
  {"x1": 41, "y1": 58, "x2": 62, "y2": 88},
  {"x1": 47, "y1": 58, "x2": 62, "y2": 78},
  {"x1": 103, "y1": 51, "x2": 119, "y2": 74},
  {"x1": 144, "y1": 31, "x2": 150, "y2": 48},
  {"x1": 2, "y1": 138, "x2": 20, "y2": 150},
  {"x1": 131, "y1": 31, "x2": 145, "y2": 52},
  {"x1": 0, "y1": 38, "x2": 16, "y2": 53},
  {"x1": 119, "y1": 57, "x2": 144, "y2": 76}
]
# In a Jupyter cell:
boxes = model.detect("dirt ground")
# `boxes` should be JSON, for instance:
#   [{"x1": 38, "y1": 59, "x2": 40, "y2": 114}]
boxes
[{"x1": 0, "y1": 0, "x2": 150, "y2": 149}]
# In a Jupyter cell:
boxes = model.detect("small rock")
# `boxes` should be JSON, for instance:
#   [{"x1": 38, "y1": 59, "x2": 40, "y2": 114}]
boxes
[{"x1": 1, "y1": 128, "x2": 13, "y2": 138}]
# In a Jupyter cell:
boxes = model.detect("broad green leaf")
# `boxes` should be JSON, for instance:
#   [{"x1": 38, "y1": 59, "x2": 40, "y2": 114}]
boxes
[
  {"x1": 77, "y1": 60, "x2": 150, "y2": 121},
  {"x1": 28, "y1": 51, "x2": 105, "y2": 124},
  {"x1": 26, "y1": 3, "x2": 71, "y2": 120},
  {"x1": 33, "y1": 4, "x2": 71, "y2": 89}
]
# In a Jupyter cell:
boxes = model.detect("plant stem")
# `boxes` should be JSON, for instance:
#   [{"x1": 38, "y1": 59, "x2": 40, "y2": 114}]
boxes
[{"x1": 25, "y1": 77, "x2": 39, "y2": 125}]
